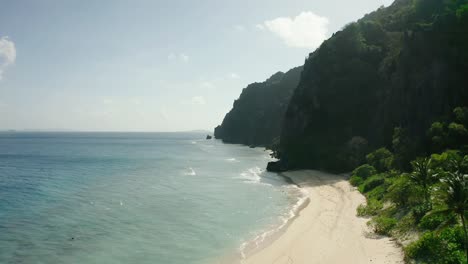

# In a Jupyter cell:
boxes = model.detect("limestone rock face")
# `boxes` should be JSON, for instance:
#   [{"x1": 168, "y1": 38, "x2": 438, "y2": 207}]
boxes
[
  {"x1": 214, "y1": 66, "x2": 303, "y2": 147},
  {"x1": 278, "y1": 0, "x2": 468, "y2": 171},
  {"x1": 216, "y1": 0, "x2": 468, "y2": 172}
]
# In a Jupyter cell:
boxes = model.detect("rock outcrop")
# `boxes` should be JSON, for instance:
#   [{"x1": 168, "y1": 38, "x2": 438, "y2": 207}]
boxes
[
  {"x1": 278, "y1": 0, "x2": 468, "y2": 171},
  {"x1": 214, "y1": 66, "x2": 303, "y2": 147}
]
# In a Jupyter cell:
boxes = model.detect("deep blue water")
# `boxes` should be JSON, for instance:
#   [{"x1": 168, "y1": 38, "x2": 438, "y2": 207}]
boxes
[{"x1": 0, "y1": 132, "x2": 300, "y2": 264}]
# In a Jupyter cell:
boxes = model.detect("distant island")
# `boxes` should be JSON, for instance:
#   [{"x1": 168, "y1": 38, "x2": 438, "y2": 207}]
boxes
[{"x1": 216, "y1": 0, "x2": 468, "y2": 263}]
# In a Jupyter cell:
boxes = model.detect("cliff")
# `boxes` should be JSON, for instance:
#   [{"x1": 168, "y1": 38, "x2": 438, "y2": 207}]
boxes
[
  {"x1": 215, "y1": 0, "x2": 468, "y2": 172},
  {"x1": 214, "y1": 66, "x2": 303, "y2": 146},
  {"x1": 278, "y1": 0, "x2": 468, "y2": 171}
]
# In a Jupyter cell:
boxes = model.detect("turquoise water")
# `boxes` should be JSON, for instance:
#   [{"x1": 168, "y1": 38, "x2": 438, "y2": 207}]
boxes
[{"x1": 0, "y1": 132, "x2": 301, "y2": 264}]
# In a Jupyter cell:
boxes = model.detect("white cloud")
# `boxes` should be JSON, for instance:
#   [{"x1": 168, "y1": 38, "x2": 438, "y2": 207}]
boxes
[
  {"x1": 0, "y1": 36, "x2": 16, "y2": 80},
  {"x1": 229, "y1": 72, "x2": 240, "y2": 79},
  {"x1": 191, "y1": 96, "x2": 206, "y2": 105},
  {"x1": 262, "y1": 11, "x2": 329, "y2": 49},
  {"x1": 168, "y1": 52, "x2": 189, "y2": 63}
]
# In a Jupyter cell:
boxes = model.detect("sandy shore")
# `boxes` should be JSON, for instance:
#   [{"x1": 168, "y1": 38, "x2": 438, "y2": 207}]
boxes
[{"x1": 242, "y1": 170, "x2": 403, "y2": 264}]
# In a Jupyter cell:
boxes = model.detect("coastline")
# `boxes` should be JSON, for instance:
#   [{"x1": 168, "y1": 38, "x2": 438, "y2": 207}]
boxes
[{"x1": 237, "y1": 170, "x2": 404, "y2": 264}]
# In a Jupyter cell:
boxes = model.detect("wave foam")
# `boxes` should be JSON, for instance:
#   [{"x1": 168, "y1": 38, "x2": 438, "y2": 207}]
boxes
[
  {"x1": 235, "y1": 167, "x2": 265, "y2": 185},
  {"x1": 238, "y1": 185, "x2": 309, "y2": 260},
  {"x1": 182, "y1": 167, "x2": 197, "y2": 176}
]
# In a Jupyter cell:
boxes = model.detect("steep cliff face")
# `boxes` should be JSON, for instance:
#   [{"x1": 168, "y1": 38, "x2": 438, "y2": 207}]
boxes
[
  {"x1": 279, "y1": 0, "x2": 468, "y2": 171},
  {"x1": 215, "y1": 66, "x2": 303, "y2": 146}
]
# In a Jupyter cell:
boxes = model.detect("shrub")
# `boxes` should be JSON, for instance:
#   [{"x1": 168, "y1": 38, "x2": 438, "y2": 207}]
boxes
[
  {"x1": 395, "y1": 212, "x2": 417, "y2": 234},
  {"x1": 369, "y1": 216, "x2": 397, "y2": 235},
  {"x1": 386, "y1": 174, "x2": 421, "y2": 207},
  {"x1": 412, "y1": 204, "x2": 432, "y2": 223},
  {"x1": 431, "y1": 150, "x2": 462, "y2": 171},
  {"x1": 366, "y1": 147, "x2": 394, "y2": 172},
  {"x1": 352, "y1": 164, "x2": 377, "y2": 179},
  {"x1": 350, "y1": 164, "x2": 377, "y2": 186},
  {"x1": 405, "y1": 228, "x2": 465, "y2": 264},
  {"x1": 418, "y1": 212, "x2": 456, "y2": 230},
  {"x1": 454, "y1": 107, "x2": 468, "y2": 126},
  {"x1": 350, "y1": 175, "x2": 364, "y2": 186},
  {"x1": 357, "y1": 198, "x2": 383, "y2": 216},
  {"x1": 367, "y1": 185, "x2": 386, "y2": 201},
  {"x1": 448, "y1": 122, "x2": 468, "y2": 138},
  {"x1": 359, "y1": 174, "x2": 385, "y2": 193}
]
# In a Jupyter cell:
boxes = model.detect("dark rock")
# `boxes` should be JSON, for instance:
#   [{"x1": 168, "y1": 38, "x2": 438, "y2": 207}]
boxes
[
  {"x1": 266, "y1": 161, "x2": 287, "y2": 172},
  {"x1": 214, "y1": 66, "x2": 303, "y2": 146},
  {"x1": 206, "y1": 135, "x2": 212, "y2": 140}
]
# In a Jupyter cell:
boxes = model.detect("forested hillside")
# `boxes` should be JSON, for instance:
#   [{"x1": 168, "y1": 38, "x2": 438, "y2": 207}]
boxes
[
  {"x1": 214, "y1": 66, "x2": 302, "y2": 146},
  {"x1": 215, "y1": 0, "x2": 468, "y2": 262},
  {"x1": 276, "y1": 0, "x2": 468, "y2": 172}
]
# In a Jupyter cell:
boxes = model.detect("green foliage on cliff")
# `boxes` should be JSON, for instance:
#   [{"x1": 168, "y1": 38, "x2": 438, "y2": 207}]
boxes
[
  {"x1": 214, "y1": 66, "x2": 302, "y2": 146},
  {"x1": 215, "y1": 1, "x2": 468, "y2": 261},
  {"x1": 279, "y1": 0, "x2": 468, "y2": 171},
  {"x1": 353, "y1": 107, "x2": 468, "y2": 263}
]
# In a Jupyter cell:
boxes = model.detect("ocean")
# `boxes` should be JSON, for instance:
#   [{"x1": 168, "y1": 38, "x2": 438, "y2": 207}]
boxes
[{"x1": 0, "y1": 132, "x2": 304, "y2": 264}]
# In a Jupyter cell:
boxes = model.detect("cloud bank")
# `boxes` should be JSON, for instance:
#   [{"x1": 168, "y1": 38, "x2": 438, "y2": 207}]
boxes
[
  {"x1": 261, "y1": 11, "x2": 329, "y2": 49},
  {"x1": 0, "y1": 36, "x2": 16, "y2": 80}
]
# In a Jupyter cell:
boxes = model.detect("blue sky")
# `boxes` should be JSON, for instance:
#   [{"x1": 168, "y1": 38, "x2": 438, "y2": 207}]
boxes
[{"x1": 0, "y1": 0, "x2": 393, "y2": 131}]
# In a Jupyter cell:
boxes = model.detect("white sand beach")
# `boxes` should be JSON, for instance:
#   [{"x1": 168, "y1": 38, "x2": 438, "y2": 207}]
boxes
[{"x1": 242, "y1": 170, "x2": 404, "y2": 264}]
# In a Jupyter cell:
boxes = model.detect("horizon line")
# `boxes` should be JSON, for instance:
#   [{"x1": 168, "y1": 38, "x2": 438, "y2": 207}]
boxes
[{"x1": 0, "y1": 129, "x2": 213, "y2": 133}]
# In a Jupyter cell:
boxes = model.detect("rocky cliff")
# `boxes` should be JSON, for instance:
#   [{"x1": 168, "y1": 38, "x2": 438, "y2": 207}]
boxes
[
  {"x1": 215, "y1": 0, "x2": 468, "y2": 172},
  {"x1": 214, "y1": 66, "x2": 303, "y2": 146},
  {"x1": 278, "y1": 0, "x2": 468, "y2": 171}
]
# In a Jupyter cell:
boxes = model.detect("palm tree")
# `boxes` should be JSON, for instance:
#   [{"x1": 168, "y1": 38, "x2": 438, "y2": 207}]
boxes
[
  {"x1": 437, "y1": 169, "x2": 468, "y2": 263},
  {"x1": 410, "y1": 157, "x2": 436, "y2": 209}
]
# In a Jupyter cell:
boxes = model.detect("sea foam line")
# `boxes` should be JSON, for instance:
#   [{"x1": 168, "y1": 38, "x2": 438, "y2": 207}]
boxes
[
  {"x1": 182, "y1": 167, "x2": 197, "y2": 176},
  {"x1": 238, "y1": 184, "x2": 310, "y2": 261},
  {"x1": 234, "y1": 167, "x2": 272, "y2": 186}
]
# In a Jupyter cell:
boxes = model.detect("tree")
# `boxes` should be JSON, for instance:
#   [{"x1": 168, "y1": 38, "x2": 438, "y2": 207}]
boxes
[
  {"x1": 366, "y1": 147, "x2": 394, "y2": 172},
  {"x1": 410, "y1": 157, "x2": 436, "y2": 209},
  {"x1": 437, "y1": 164, "x2": 468, "y2": 263},
  {"x1": 386, "y1": 173, "x2": 420, "y2": 207},
  {"x1": 428, "y1": 121, "x2": 449, "y2": 152},
  {"x1": 431, "y1": 150, "x2": 464, "y2": 172},
  {"x1": 448, "y1": 122, "x2": 468, "y2": 150},
  {"x1": 343, "y1": 136, "x2": 369, "y2": 169},
  {"x1": 454, "y1": 107, "x2": 468, "y2": 127},
  {"x1": 392, "y1": 127, "x2": 414, "y2": 171}
]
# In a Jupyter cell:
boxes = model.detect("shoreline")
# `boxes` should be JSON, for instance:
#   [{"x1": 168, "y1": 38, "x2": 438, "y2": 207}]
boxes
[
  {"x1": 238, "y1": 184, "x2": 310, "y2": 259},
  {"x1": 237, "y1": 170, "x2": 404, "y2": 264}
]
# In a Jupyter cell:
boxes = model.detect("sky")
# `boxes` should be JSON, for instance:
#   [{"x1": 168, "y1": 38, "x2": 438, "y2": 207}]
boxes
[{"x1": 0, "y1": 0, "x2": 393, "y2": 132}]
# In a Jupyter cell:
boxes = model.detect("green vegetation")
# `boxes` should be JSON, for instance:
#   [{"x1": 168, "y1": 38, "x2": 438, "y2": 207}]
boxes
[
  {"x1": 214, "y1": 67, "x2": 302, "y2": 147},
  {"x1": 216, "y1": 0, "x2": 468, "y2": 261},
  {"x1": 278, "y1": 0, "x2": 468, "y2": 172},
  {"x1": 352, "y1": 107, "x2": 468, "y2": 263}
]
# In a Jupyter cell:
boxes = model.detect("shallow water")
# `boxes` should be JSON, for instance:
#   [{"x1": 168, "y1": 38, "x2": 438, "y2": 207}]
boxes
[{"x1": 0, "y1": 132, "x2": 301, "y2": 264}]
